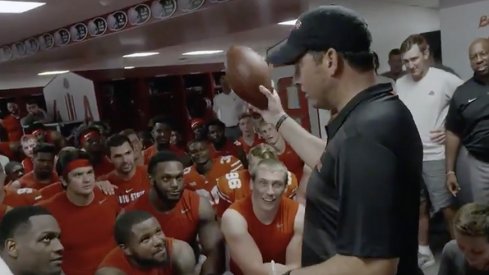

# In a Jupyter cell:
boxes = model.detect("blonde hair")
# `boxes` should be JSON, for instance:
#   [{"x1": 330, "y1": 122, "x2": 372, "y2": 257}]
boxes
[
  {"x1": 248, "y1": 143, "x2": 277, "y2": 160},
  {"x1": 454, "y1": 203, "x2": 489, "y2": 238}
]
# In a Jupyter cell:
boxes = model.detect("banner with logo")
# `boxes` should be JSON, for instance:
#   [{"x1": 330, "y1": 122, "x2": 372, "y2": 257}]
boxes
[{"x1": 43, "y1": 72, "x2": 100, "y2": 122}]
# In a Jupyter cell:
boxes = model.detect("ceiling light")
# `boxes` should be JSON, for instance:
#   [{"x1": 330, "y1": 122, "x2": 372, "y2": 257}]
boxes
[
  {"x1": 124, "y1": 66, "x2": 135, "y2": 69},
  {"x1": 182, "y1": 50, "x2": 223, "y2": 56},
  {"x1": 123, "y1": 52, "x2": 159, "y2": 58},
  {"x1": 278, "y1": 19, "x2": 297, "y2": 26},
  {"x1": 38, "y1": 70, "x2": 69, "y2": 76},
  {"x1": 0, "y1": 1, "x2": 45, "y2": 13}
]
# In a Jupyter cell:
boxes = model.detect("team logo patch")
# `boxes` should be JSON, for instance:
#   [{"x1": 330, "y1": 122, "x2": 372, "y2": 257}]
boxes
[{"x1": 428, "y1": 90, "x2": 435, "y2": 96}]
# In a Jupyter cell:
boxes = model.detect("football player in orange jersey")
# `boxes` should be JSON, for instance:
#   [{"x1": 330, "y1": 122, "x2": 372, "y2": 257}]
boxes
[
  {"x1": 101, "y1": 134, "x2": 149, "y2": 206},
  {"x1": 215, "y1": 143, "x2": 298, "y2": 217},
  {"x1": 96, "y1": 210, "x2": 195, "y2": 275},
  {"x1": 206, "y1": 119, "x2": 247, "y2": 164},
  {"x1": 258, "y1": 121, "x2": 311, "y2": 203},
  {"x1": 221, "y1": 159, "x2": 304, "y2": 275},
  {"x1": 143, "y1": 116, "x2": 191, "y2": 167},
  {"x1": 120, "y1": 129, "x2": 145, "y2": 166},
  {"x1": 185, "y1": 140, "x2": 244, "y2": 206},
  {"x1": 12, "y1": 143, "x2": 59, "y2": 190},
  {"x1": 20, "y1": 134, "x2": 38, "y2": 173},
  {"x1": 0, "y1": 206, "x2": 63, "y2": 275},
  {"x1": 237, "y1": 113, "x2": 263, "y2": 154},
  {"x1": 126, "y1": 151, "x2": 225, "y2": 275}
]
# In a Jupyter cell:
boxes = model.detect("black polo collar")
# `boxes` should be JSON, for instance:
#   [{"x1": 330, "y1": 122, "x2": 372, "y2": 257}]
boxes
[{"x1": 325, "y1": 83, "x2": 393, "y2": 139}]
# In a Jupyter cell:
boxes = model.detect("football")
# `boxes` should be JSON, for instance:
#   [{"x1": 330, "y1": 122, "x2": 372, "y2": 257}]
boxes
[{"x1": 226, "y1": 45, "x2": 272, "y2": 110}]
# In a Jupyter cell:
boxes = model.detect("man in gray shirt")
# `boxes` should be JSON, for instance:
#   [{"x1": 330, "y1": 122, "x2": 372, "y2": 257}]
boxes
[{"x1": 438, "y1": 203, "x2": 489, "y2": 275}]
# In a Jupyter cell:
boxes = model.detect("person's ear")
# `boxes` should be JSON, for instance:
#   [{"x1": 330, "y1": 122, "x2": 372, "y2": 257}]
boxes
[{"x1": 6, "y1": 239, "x2": 18, "y2": 258}]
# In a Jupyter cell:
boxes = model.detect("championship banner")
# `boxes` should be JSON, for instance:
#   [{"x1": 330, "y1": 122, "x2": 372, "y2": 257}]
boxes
[{"x1": 43, "y1": 72, "x2": 100, "y2": 122}]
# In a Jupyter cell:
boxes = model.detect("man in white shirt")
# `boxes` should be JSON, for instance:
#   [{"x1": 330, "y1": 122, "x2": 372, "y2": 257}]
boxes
[
  {"x1": 213, "y1": 75, "x2": 247, "y2": 141},
  {"x1": 396, "y1": 34, "x2": 464, "y2": 270}
]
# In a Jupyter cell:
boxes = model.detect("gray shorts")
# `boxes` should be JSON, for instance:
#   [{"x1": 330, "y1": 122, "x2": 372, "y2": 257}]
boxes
[
  {"x1": 457, "y1": 146, "x2": 489, "y2": 205},
  {"x1": 420, "y1": 159, "x2": 453, "y2": 213}
]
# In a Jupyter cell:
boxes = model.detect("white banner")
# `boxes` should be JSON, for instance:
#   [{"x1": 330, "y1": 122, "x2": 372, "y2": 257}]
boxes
[{"x1": 43, "y1": 72, "x2": 100, "y2": 122}]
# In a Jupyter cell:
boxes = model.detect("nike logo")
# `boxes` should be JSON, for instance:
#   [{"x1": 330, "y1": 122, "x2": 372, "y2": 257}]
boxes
[
  {"x1": 181, "y1": 208, "x2": 190, "y2": 214},
  {"x1": 468, "y1": 98, "x2": 477, "y2": 103},
  {"x1": 125, "y1": 188, "x2": 133, "y2": 194},
  {"x1": 276, "y1": 223, "x2": 283, "y2": 228},
  {"x1": 98, "y1": 198, "x2": 108, "y2": 205}
]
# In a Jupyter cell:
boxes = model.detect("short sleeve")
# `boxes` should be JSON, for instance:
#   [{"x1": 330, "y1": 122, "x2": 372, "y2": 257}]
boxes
[
  {"x1": 443, "y1": 74, "x2": 464, "y2": 100},
  {"x1": 336, "y1": 136, "x2": 402, "y2": 258},
  {"x1": 445, "y1": 96, "x2": 464, "y2": 136}
]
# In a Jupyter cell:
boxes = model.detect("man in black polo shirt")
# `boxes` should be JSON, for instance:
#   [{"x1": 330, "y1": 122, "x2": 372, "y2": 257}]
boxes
[
  {"x1": 446, "y1": 38, "x2": 489, "y2": 205},
  {"x1": 254, "y1": 5, "x2": 423, "y2": 275}
]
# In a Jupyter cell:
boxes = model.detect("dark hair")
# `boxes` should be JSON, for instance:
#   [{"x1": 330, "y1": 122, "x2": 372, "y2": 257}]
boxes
[
  {"x1": 150, "y1": 116, "x2": 174, "y2": 131},
  {"x1": 56, "y1": 149, "x2": 92, "y2": 180},
  {"x1": 5, "y1": 161, "x2": 22, "y2": 175},
  {"x1": 372, "y1": 52, "x2": 380, "y2": 72},
  {"x1": 206, "y1": 118, "x2": 226, "y2": 131},
  {"x1": 388, "y1": 48, "x2": 401, "y2": 58},
  {"x1": 114, "y1": 210, "x2": 154, "y2": 245},
  {"x1": 77, "y1": 126, "x2": 101, "y2": 144},
  {"x1": 147, "y1": 151, "x2": 181, "y2": 176},
  {"x1": 106, "y1": 134, "x2": 133, "y2": 154},
  {"x1": 400, "y1": 34, "x2": 429, "y2": 54},
  {"x1": 120, "y1": 129, "x2": 138, "y2": 138},
  {"x1": 25, "y1": 99, "x2": 39, "y2": 106},
  {"x1": 32, "y1": 143, "x2": 56, "y2": 157},
  {"x1": 0, "y1": 206, "x2": 53, "y2": 250},
  {"x1": 308, "y1": 50, "x2": 374, "y2": 72},
  {"x1": 186, "y1": 139, "x2": 208, "y2": 151}
]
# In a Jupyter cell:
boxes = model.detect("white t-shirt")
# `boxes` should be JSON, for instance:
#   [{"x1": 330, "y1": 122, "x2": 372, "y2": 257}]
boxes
[
  {"x1": 0, "y1": 257, "x2": 13, "y2": 275},
  {"x1": 396, "y1": 68, "x2": 463, "y2": 161},
  {"x1": 212, "y1": 91, "x2": 247, "y2": 127}
]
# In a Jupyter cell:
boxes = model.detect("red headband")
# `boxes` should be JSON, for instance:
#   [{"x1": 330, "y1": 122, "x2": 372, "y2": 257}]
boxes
[
  {"x1": 62, "y1": 159, "x2": 91, "y2": 176},
  {"x1": 80, "y1": 131, "x2": 100, "y2": 144}
]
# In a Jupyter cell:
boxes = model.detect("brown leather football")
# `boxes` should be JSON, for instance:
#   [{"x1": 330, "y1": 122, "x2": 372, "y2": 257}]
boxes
[{"x1": 226, "y1": 45, "x2": 272, "y2": 110}]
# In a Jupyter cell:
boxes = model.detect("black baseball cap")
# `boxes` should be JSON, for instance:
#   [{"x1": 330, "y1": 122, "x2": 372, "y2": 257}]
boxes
[{"x1": 267, "y1": 5, "x2": 372, "y2": 65}]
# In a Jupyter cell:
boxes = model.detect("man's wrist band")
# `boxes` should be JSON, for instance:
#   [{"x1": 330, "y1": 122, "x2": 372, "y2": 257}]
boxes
[{"x1": 275, "y1": 114, "x2": 288, "y2": 131}]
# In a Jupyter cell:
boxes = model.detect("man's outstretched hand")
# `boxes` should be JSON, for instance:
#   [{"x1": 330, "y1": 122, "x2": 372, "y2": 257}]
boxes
[{"x1": 248, "y1": 85, "x2": 286, "y2": 125}]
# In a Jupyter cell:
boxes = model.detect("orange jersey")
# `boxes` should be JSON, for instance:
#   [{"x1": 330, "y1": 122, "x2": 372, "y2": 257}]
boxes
[
  {"x1": 17, "y1": 171, "x2": 59, "y2": 190},
  {"x1": 98, "y1": 238, "x2": 174, "y2": 275},
  {"x1": 98, "y1": 166, "x2": 150, "y2": 206},
  {"x1": 1, "y1": 115, "x2": 22, "y2": 142},
  {"x1": 37, "y1": 189, "x2": 120, "y2": 275},
  {"x1": 216, "y1": 170, "x2": 298, "y2": 217},
  {"x1": 238, "y1": 134, "x2": 263, "y2": 154},
  {"x1": 93, "y1": 156, "x2": 115, "y2": 178},
  {"x1": 3, "y1": 187, "x2": 43, "y2": 206},
  {"x1": 184, "y1": 156, "x2": 243, "y2": 205},
  {"x1": 210, "y1": 139, "x2": 243, "y2": 159},
  {"x1": 21, "y1": 158, "x2": 33, "y2": 173},
  {"x1": 278, "y1": 143, "x2": 304, "y2": 181},
  {"x1": 229, "y1": 196, "x2": 299, "y2": 275},
  {"x1": 143, "y1": 145, "x2": 186, "y2": 165},
  {"x1": 39, "y1": 182, "x2": 63, "y2": 200},
  {"x1": 127, "y1": 190, "x2": 200, "y2": 245}
]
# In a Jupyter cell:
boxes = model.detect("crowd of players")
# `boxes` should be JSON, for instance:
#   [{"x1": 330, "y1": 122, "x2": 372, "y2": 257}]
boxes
[
  {"x1": 1, "y1": 12, "x2": 489, "y2": 275},
  {"x1": 0, "y1": 105, "x2": 309, "y2": 275}
]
